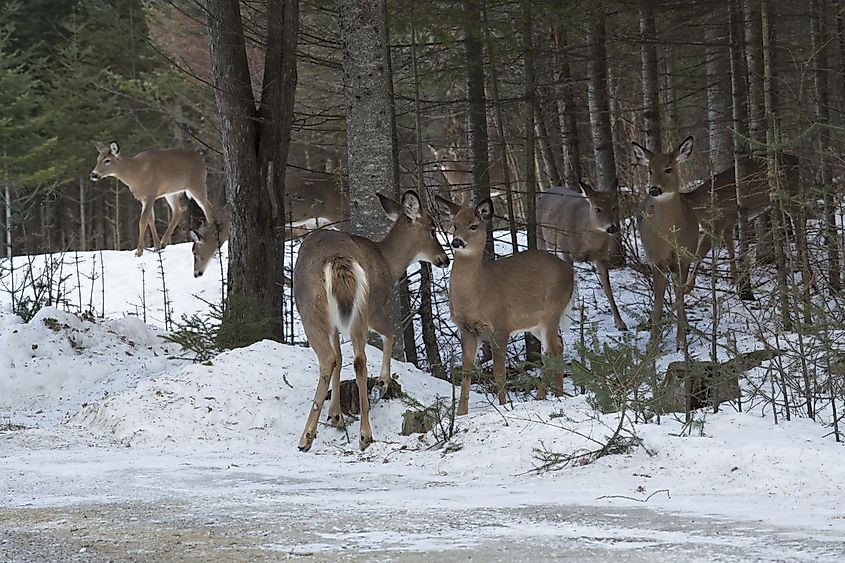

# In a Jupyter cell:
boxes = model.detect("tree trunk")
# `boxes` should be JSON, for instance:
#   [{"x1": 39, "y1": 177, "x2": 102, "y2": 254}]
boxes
[
  {"x1": 707, "y1": 16, "x2": 733, "y2": 172},
  {"x1": 523, "y1": 0, "x2": 537, "y2": 250},
  {"x1": 729, "y1": 0, "x2": 754, "y2": 300},
  {"x1": 660, "y1": 47, "x2": 678, "y2": 145},
  {"x1": 553, "y1": 23, "x2": 581, "y2": 186},
  {"x1": 640, "y1": 1, "x2": 661, "y2": 153},
  {"x1": 207, "y1": 0, "x2": 298, "y2": 343},
  {"x1": 587, "y1": 8, "x2": 624, "y2": 265},
  {"x1": 78, "y1": 177, "x2": 87, "y2": 251},
  {"x1": 465, "y1": 0, "x2": 494, "y2": 259},
  {"x1": 812, "y1": 0, "x2": 840, "y2": 292}
]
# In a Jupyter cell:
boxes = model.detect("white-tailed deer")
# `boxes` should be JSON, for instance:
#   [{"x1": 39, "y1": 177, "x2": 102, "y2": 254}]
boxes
[
  {"x1": 428, "y1": 145, "x2": 509, "y2": 207},
  {"x1": 190, "y1": 169, "x2": 350, "y2": 278},
  {"x1": 90, "y1": 142, "x2": 213, "y2": 257},
  {"x1": 632, "y1": 137, "x2": 700, "y2": 350},
  {"x1": 536, "y1": 178, "x2": 627, "y2": 331},
  {"x1": 436, "y1": 196, "x2": 574, "y2": 416},
  {"x1": 682, "y1": 154, "x2": 801, "y2": 292},
  {"x1": 295, "y1": 191, "x2": 449, "y2": 452}
]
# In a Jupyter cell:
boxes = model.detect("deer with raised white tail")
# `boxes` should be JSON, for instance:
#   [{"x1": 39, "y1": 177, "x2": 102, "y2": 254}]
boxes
[
  {"x1": 90, "y1": 142, "x2": 213, "y2": 257},
  {"x1": 536, "y1": 178, "x2": 627, "y2": 331},
  {"x1": 631, "y1": 137, "x2": 700, "y2": 350},
  {"x1": 295, "y1": 191, "x2": 449, "y2": 452},
  {"x1": 436, "y1": 196, "x2": 575, "y2": 416}
]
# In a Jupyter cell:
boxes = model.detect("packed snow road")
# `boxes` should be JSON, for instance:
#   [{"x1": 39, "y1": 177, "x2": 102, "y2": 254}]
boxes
[{"x1": 2, "y1": 432, "x2": 844, "y2": 562}]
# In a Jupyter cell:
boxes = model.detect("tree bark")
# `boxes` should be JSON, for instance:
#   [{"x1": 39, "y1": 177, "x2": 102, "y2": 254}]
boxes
[
  {"x1": 811, "y1": 0, "x2": 840, "y2": 292},
  {"x1": 553, "y1": 23, "x2": 581, "y2": 186},
  {"x1": 207, "y1": 0, "x2": 298, "y2": 342},
  {"x1": 729, "y1": 0, "x2": 754, "y2": 300},
  {"x1": 523, "y1": 0, "x2": 537, "y2": 250},
  {"x1": 707, "y1": 15, "x2": 733, "y2": 172},
  {"x1": 587, "y1": 7, "x2": 624, "y2": 265},
  {"x1": 640, "y1": 1, "x2": 661, "y2": 153}
]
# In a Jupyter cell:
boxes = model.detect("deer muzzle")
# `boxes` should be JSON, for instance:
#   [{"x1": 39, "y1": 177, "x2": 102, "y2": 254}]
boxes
[
  {"x1": 451, "y1": 238, "x2": 466, "y2": 249},
  {"x1": 90, "y1": 172, "x2": 100, "y2": 182},
  {"x1": 606, "y1": 224, "x2": 619, "y2": 235},
  {"x1": 648, "y1": 186, "x2": 663, "y2": 197}
]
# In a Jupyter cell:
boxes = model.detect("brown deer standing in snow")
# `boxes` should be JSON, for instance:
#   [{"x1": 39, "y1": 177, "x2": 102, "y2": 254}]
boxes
[
  {"x1": 536, "y1": 178, "x2": 627, "y2": 331},
  {"x1": 436, "y1": 196, "x2": 575, "y2": 416},
  {"x1": 682, "y1": 153, "x2": 802, "y2": 293},
  {"x1": 295, "y1": 191, "x2": 449, "y2": 452},
  {"x1": 632, "y1": 137, "x2": 700, "y2": 350},
  {"x1": 190, "y1": 169, "x2": 350, "y2": 278},
  {"x1": 89, "y1": 142, "x2": 213, "y2": 257}
]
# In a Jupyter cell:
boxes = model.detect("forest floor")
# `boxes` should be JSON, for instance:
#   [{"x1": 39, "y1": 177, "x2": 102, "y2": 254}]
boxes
[{"x1": 2, "y1": 235, "x2": 845, "y2": 561}]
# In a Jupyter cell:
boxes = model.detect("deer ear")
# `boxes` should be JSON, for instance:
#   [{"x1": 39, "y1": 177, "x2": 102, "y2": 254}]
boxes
[
  {"x1": 190, "y1": 229, "x2": 202, "y2": 243},
  {"x1": 377, "y1": 192, "x2": 402, "y2": 221},
  {"x1": 434, "y1": 195, "x2": 462, "y2": 218},
  {"x1": 476, "y1": 198, "x2": 494, "y2": 222},
  {"x1": 578, "y1": 180, "x2": 596, "y2": 198},
  {"x1": 94, "y1": 141, "x2": 107, "y2": 152},
  {"x1": 676, "y1": 136, "x2": 694, "y2": 163},
  {"x1": 631, "y1": 142, "x2": 652, "y2": 166},
  {"x1": 401, "y1": 191, "x2": 422, "y2": 221},
  {"x1": 109, "y1": 141, "x2": 120, "y2": 157}
]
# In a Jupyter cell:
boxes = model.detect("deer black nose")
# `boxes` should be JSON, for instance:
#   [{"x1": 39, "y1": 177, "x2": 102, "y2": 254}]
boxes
[
  {"x1": 194, "y1": 271, "x2": 202, "y2": 278},
  {"x1": 90, "y1": 173, "x2": 99, "y2": 182},
  {"x1": 451, "y1": 238, "x2": 465, "y2": 249},
  {"x1": 649, "y1": 186, "x2": 662, "y2": 197},
  {"x1": 606, "y1": 224, "x2": 619, "y2": 235}
]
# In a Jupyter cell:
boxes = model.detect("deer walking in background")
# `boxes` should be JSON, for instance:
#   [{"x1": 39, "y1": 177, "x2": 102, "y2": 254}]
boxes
[
  {"x1": 428, "y1": 145, "x2": 509, "y2": 207},
  {"x1": 537, "y1": 179, "x2": 627, "y2": 331},
  {"x1": 295, "y1": 191, "x2": 449, "y2": 452},
  {"x1": 681, "y1": 154, "x2": 801, "y2": 292},
  {"x1": 437, "y1": 196, "x2": 574, "y2": 416},
  {"x1": 632, "y1": 137, "x2": 700, "y2": 350},
  {"x1": 90, "y1": 142, "x2": 213, "y2": 257}
]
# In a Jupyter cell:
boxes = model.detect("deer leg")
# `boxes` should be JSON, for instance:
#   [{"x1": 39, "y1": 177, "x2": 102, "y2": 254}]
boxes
[
  {"x1": 351, "y1": 324, "x2": 373, "y2": 451},
  {"x1": 147, "y1": 207, "x2": 162, "y2": 252},
  {"x1": 160, "y1": 193, "x2": 183, "y2": 248},
  {"x1": 651, "y1": 267, "x2": 668, "y2": 342},
  {"x1": 191, "y1": 192, "x2": 215, "y2": 225},
  {"x1": 686, "y1": 233, "x2": 714, "y2": 293},
  {"x1": 326, "y1": 330, "x2": 345, "y2": 428},
  {"x1": 542, "y1": 327, "x2": 565, "y2": 398},
  {"x1": 457, "y1": 330, "x2": 479, "y2": 416},
  {"x1": 724, "y1": 228, "x2": 738, "y2": 285},
  {"x1": 491, "y1": 333, "x2": 509, "y2": 406},
  {"x1": 135, "y1": 200, "x2": 155, "y2": 257},
  {"x1": 368, "y1": 311, "x2": 394, "y2": 400},
  {"x1": 674, "y1": 264, "x2": 690, "y2": 351},
  {"x1": 597, "y1": 259, "x2": 627, "y2": 331},
  {"x1": 298, "y1": 335, "x2": 338, "y2": 452}
]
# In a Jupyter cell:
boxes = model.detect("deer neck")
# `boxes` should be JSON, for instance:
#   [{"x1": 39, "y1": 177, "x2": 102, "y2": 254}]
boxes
[
  {"x1": 450, "y1": 244, "x2": 485, "y2": 280},
  {"x1": 112, "y1": 157, "x2": 143, "y2": 187},
  {"x1": 375, "y1": 221, "x2": 420, "y2": 285}
]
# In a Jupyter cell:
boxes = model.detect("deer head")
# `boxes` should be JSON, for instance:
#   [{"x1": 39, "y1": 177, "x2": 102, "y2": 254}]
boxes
[
  {"x1": 631, "y1": 136, "x2": 694, "y2": 200},
  {"x1": 579, "y1": 178, "x2": 621, "y2": 235},
  {"x1": 379, "y1": 191, "x2": 450, "y2": 268},
  {"x1": 90, "y1": 141, "x2": 121, "y2": 182},
  {"x1": 190, "y1": 221, "x2": 228, "y2": 278},
  {"x1": 435, "y1": 196, "x2": 493, "y2": 255}
]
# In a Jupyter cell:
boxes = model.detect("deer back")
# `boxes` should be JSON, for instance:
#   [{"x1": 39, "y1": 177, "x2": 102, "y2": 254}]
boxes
[{"x1": 284, "y1": 170, "x2": 349, "y2": 229}]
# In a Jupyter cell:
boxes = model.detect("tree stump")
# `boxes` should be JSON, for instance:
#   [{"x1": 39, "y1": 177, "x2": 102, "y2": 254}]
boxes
[{"x1": 326, "y1": 377, "x2": 402, "y2": 416}]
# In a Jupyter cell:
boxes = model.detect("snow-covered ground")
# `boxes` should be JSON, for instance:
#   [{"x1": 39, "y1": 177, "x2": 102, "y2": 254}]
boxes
[{"x1": 2, "y1": 236, "x2": 845, "y2": 560}]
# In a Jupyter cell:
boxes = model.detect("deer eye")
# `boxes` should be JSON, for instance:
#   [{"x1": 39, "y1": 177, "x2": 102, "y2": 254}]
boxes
[
  {"x1": 595, "y1": 208, "x2": 602, "y2": 214},
  {"x1": 664, "y1": 167, "x2": 672, "y2": 174},
  {"x1": 430, "y1": 228, "x2": 437, "y2": 238},
  {"x1": 469, "y1": 224, "x2": 478, "y2": 232},
  {"x1": 104, "y1": 159, "x2": 111, "y2": 165}
]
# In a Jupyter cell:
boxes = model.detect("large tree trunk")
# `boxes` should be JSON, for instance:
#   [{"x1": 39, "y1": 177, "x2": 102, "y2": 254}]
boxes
[
  {"x1": 207, "y1": 0, "x2": 298, "y2": 343},
  {"x1": 523, "y1": 0, "x2": 537, "y2": 250},
  {"x1": 553, "y1": 24, "x2": 581, "y2": 186},
  {"x1": 587, "y1": 8, "x2": 624, "y2": 265},
  {"x1": 729, "y1": 0, "x2": 754, "y2": 300},
  {"x1": 640, "y1": 1, "x2": 661, "y2": 153},
  {"x1": 812, "y1": 0, "x2": 840, "y2": 292},
  {"x1": 707, "y1": 16, "x2": 733, "y2": 172},
  {"x1": 465, "y1": 0, "x2": 494, "y2": 258}
]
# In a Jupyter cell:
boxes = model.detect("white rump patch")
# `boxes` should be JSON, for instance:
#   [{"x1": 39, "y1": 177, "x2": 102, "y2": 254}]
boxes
[{"x1": 324, "y1": 261, "x2": 368, "y2": 337}]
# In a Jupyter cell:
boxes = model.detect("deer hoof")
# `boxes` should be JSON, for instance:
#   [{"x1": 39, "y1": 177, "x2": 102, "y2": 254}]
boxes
[
  {"x1": 298, "y1": 432, "x2": 315, "y2": 452},
  {"x1": 327, "y1": 412, "x2": 345, "y2": 429},
  {"x1": 134, "y1": 248, "x2": 144, "y2": 257},
  {"x1": 359, "y1": 434, "x2": 373, "y2": 451}
]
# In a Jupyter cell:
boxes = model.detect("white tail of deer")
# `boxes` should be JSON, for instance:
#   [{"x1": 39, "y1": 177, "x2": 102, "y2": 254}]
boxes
[
  {"x1": 436, "y1": 196, "x2": 574, "y2": 415},
  {"x1": 681, "y1": 154, "x2": 801, "y2": 292},
  {"x1": 537, "y1": 178, "x2": 627, "y2": 330},
  {"x1": 295, "y1": 191, "x2": 449, "y2": 452},
  {"x1": 631, "y1": 137, "x2": 700, "y2": 350},
  {"x1": 90, "y1": 142, "x2": 213, "y2": 257}
]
